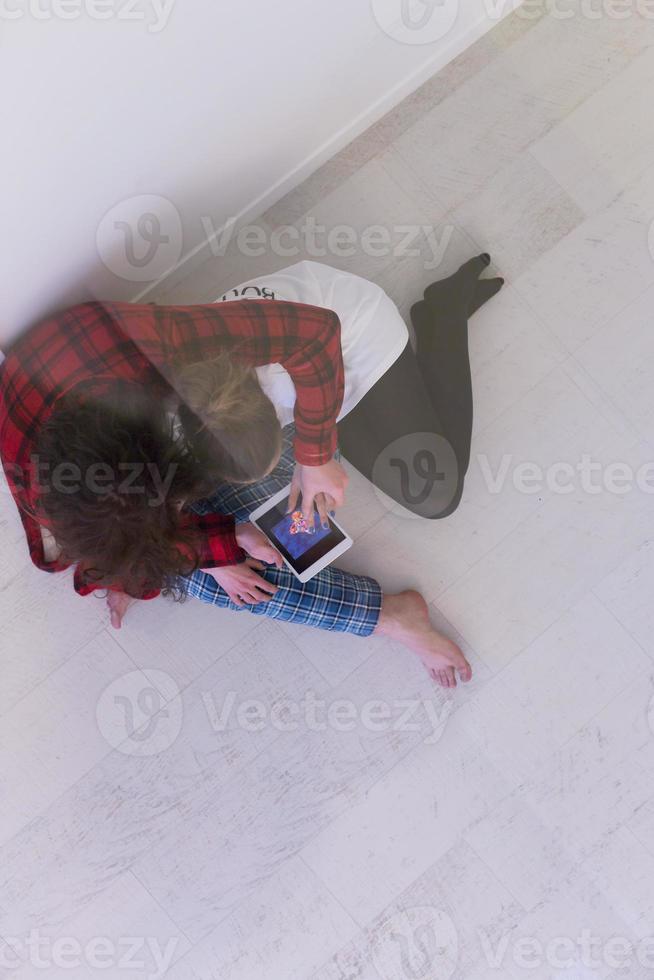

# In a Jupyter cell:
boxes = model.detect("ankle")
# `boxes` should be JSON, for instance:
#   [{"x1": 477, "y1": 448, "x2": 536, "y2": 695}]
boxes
[
  {"x1": 373, "y1": 590, "x2": 426, "y2": 637},
  {"x1": 373, "y1": 594, "x2": 395, "y2": 636}
]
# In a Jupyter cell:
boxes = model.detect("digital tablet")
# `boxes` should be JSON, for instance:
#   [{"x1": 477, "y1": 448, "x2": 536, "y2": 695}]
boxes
[{"x1": 249, "y1": 485, "x2": 353, "y2": 582}]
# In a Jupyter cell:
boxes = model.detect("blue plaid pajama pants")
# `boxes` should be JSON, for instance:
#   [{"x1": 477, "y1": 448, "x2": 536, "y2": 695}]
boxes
[{"x1": 179, "y1": 426, "x2": 383, "y2": 636}]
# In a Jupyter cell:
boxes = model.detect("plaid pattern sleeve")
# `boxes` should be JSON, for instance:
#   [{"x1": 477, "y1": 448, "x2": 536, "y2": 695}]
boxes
[
  {"x1": 0, "y1": 297, "x2": 343, "y2": 597},
  {"x1": 111, "y1": 298, "x2": 345, "y2": 465},
  {"x1": 180, "y1": 511, "x2": 246, "y2": 569}
]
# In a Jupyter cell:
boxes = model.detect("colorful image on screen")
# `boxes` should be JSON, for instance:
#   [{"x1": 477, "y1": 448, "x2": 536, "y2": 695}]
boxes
[{"x1": 271, "y1": 510, "x2": 332, "y2": 560}]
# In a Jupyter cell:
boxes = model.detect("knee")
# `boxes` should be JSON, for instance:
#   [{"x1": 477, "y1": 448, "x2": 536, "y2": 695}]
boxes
[
  {"x1": 375, "y1": 436, "x2": 466, "y2": 519},
  {"x1": 415, "y1": 476, "x2": 465, "y2": 520},
  {"x1": 378, "y1": 475, "x2": 464, "y2": 520}
]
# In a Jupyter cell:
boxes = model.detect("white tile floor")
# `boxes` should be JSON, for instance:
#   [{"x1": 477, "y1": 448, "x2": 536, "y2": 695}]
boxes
[{"x1": 2, "y1": 5, "x2": 654, "y2": 979}]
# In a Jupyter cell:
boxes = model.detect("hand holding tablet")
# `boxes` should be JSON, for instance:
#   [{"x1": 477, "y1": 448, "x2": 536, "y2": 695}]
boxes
[{"x1": 249, "y1": 485, "x2": 353, "y2": 582}]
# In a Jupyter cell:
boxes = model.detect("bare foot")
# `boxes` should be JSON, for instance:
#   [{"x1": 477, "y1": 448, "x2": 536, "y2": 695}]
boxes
[
  {"x1": 106, "y1": 591, "x2": 136, "y2": 629},
  {"x1": 375, "y1": 590, "x2": 472, "y2": 688}
]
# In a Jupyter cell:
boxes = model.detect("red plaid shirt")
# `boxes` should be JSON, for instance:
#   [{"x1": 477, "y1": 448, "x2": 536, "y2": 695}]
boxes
[{"x1": 0, "y1": 298, "x2": 344, "y2": 598}]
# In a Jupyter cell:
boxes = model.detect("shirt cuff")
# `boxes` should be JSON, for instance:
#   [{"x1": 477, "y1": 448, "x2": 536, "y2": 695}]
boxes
[
  {"x1": 293, "y1": 428, "x2": 338, "y2": 467},
  {"x1": 197, "y1": 526, "x2": 246, "y2": 568}
]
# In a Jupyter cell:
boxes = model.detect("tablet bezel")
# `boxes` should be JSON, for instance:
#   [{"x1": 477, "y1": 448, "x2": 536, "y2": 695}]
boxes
[{"x1": 249, "y1": 484, "x2": 353, "y2": 582}]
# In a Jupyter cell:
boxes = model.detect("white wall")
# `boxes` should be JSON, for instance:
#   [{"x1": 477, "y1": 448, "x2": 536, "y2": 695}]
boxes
[{"x1": 0, "y1": 0, "x2": 520, "y2": 346}]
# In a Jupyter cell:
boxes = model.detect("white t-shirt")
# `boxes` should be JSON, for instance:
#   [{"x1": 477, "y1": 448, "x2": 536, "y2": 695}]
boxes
[{"x1": 214, "y1": 261, "x2": 409, "y2": 427}]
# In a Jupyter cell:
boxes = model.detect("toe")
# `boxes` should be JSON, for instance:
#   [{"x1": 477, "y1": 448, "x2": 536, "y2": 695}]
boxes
[
  {"x1": 458, "y1": 254, "x2": 490, "y2": 282},
  {"x1": 469, "y1": 276, "x2": 505, "y2": 316}
]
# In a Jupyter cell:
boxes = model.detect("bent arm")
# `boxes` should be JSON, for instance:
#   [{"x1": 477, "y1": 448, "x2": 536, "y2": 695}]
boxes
[{"x1": 110, "y1": 298, "x2": 345, "y2": 466}]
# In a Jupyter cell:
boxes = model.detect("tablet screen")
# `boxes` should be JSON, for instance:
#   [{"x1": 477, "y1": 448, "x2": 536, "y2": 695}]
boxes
[{"x1": 257, "y1": 497, "x2": 347, "y2": 575}]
